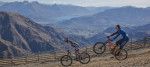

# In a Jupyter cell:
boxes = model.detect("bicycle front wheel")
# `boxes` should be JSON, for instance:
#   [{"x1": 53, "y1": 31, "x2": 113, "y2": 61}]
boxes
[
  {"x1": 115, "y1": 49, "x2": 128, "y2": 61},
  {"x1": 60, "y1": 55, "x2": 72, "y2": 66},
  {"x1": 93, "y1": 42, "x2": 106, "y2": 54},
  {"x1": 79, "y1": 53, "x2": 90, "y2": 64}
]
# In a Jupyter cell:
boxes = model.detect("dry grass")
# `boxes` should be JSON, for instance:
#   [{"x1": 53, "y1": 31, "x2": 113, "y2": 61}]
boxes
[{"x1": 12, "y1": 47, "x2": 150, "y2": 67}]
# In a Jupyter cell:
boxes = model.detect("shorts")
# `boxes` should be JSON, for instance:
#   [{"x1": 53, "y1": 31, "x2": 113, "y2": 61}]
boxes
[{"x1": 75, "y1": 45, "x2": 79, "y2": 51}]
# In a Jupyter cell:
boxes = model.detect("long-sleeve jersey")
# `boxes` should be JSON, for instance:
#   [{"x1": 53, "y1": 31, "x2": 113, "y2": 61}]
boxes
[
  {"x1": 110, "y1": 29, "x2": 129, "y2": 40},
  {"x1": 67, "y1": 41, "x2": 79, "y2": 50}
]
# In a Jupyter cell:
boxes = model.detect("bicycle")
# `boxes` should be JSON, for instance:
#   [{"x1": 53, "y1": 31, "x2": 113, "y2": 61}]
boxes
[
  {"x1": 60, "y1": 50, "x2": 90, "y2": 66},
  {"x1": 93, "y1": 37, "x2": 128, "y2": 61}
]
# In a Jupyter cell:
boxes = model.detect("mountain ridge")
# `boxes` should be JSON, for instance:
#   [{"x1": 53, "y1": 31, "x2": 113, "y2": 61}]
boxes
[
  {"x1": 0, "y1": 11, "x2": 90, "y2": 58},
  {"x1": 55, "y1": 6, "x2": 150, "y2": 37},
  {"x1": 0, "y1": 1, "x2": 114, "y2": 23},
  {"x1": 89, "y1": 23, "x2": 150, "y2": 43}
]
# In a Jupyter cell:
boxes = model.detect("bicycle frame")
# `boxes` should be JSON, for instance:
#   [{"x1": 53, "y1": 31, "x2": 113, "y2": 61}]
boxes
[
  {"x1": 67, "y1": 50, "x2": 80, "y2": 59},
  {"x1": 104, "y1": 39, "x2": 118, "y2": 54},
  {"x1": 93, "y1": 37, "x2": 128, "y2": 60}
]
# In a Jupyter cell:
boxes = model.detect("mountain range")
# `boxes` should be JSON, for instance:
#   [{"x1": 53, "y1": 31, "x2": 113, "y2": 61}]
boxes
[
  {"x1": 0, "y1": 1, "x2": 113, "y2": 23},
  {"x1": 0, "y1": 1, "x2": 5, "y2": 6},
  {"x1": 147, "y1": 7, "x2": 150, "y2": 10},
  {"x1": 0, "y1": 11, "x2": 90, "y2": 58},
  {"x1": 55, "y1": 6, "x2": 150, "y2": 37},
  {"x1": 89, "y1": 24, "x2": 150, "y2": 43}
]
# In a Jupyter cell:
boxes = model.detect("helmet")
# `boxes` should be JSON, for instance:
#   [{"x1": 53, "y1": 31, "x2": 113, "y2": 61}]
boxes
[{"x1": 116, "y1": 24, "x2": 121, "y2": 29}]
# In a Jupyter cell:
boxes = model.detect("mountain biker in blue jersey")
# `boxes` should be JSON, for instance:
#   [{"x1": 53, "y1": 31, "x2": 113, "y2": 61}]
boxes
[
  {"x1": 65, "y1": 38, "x2": 80, "y2": 59},
  {"x1": 107, "y1": 25, "x2": 129, "y2": 55}
]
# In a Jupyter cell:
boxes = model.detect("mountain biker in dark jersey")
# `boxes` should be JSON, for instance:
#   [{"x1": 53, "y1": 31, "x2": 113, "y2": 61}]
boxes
[{"x1": 108, "y1": 25, "x2": 129, "y2": 55}]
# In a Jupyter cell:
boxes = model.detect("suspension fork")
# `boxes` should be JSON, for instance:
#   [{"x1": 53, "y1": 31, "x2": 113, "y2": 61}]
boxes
[{"x1": 68, "y1": 50, "x2": 71, "y2": 56}]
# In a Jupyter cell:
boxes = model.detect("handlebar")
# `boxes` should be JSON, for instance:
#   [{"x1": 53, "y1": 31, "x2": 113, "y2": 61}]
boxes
[
  {"x1": 107, "y1": 36, "x2": 114, "y2": 41},
  {"x1": 107, "y1": 36, "x2": 110, "y2": 39},
  {"x1": 107, "y1": 36, "x2": 110, "y2": 40}
]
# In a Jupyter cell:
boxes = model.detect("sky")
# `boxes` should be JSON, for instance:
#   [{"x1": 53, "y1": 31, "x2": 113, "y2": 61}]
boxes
[{"x1": 1, "y1": 0, "x2": 150, "y2": 7}]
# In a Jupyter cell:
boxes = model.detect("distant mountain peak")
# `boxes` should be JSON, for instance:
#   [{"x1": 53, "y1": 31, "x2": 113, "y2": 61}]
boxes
[
  {"x1": 23, "y1": 1, "x2": 29, "y2": 3},
  {"x1": 31, "y1": 1, "x2": 40, "y2": 4},
  {"x1": 121, "y1": 6, "x2": 136, "y2": 8}
]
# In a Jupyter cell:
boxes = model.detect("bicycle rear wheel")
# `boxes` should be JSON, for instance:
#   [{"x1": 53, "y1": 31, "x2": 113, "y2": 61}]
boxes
[
  {"x1": 60, "y1": 55, "x2": 72, "y2": 66},
  {"x1": 79, "y1": 53, "x2": 90, "y2": 64},
  {"x1": 115, "y1": 49, "x2": 128, "y2": 61},
  {"x1": 93, "y1": 42, "x2": 106, "y2": 54}
]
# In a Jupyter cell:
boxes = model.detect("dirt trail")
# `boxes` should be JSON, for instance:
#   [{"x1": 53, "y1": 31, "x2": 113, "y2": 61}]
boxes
[{"x1": 13, "y1": 48, "x2": 150, "y2": 67}]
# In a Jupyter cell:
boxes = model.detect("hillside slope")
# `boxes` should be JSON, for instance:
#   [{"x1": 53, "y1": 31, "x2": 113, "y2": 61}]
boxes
[
  {"x1": 13, "y1": 47, "x2": 150, "y2": 67},
  {"x1": 0, "y1": 11, "x2": 90, "y2": 58}
]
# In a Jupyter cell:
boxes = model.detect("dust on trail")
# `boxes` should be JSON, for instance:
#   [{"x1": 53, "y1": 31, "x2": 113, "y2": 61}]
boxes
[{"x1": 13, "y1": 48, "x2": 150, "y2": 67}]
